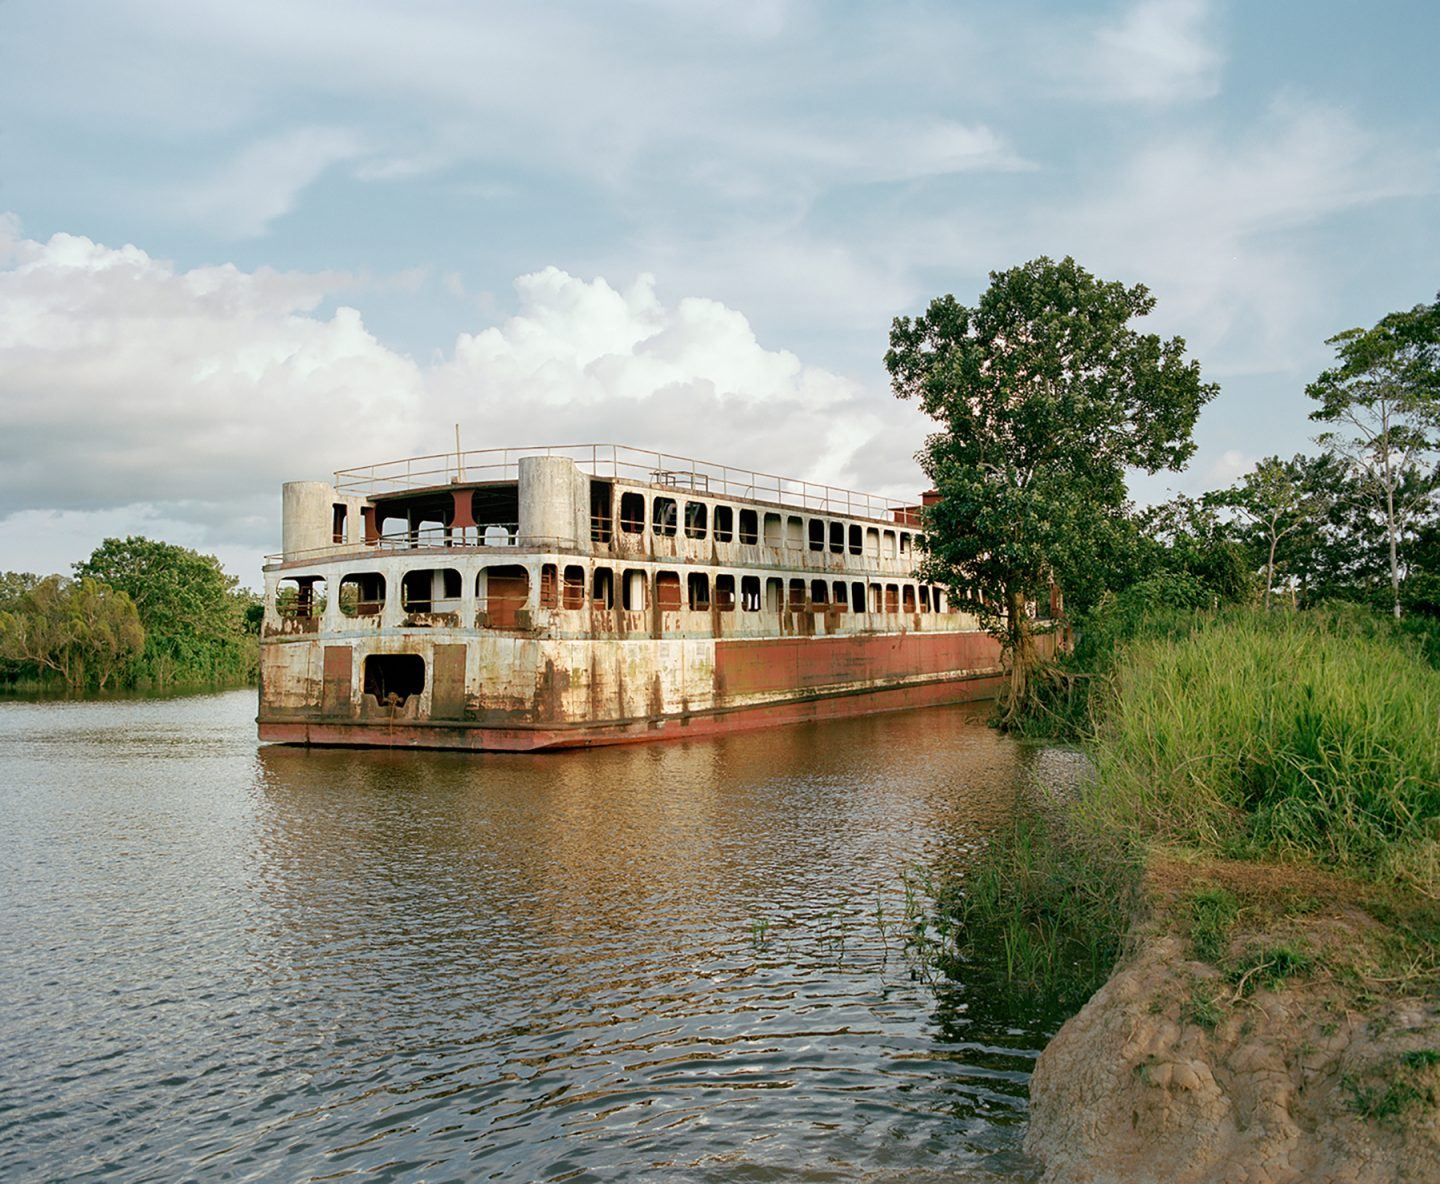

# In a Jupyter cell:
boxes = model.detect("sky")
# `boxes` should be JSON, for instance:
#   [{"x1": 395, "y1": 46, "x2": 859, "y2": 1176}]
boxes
[{"x1": 1, "y1": 0, "x2": 1437, "y2": 586}]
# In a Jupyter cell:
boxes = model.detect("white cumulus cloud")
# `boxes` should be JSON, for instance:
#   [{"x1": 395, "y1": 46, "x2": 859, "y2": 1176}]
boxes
[{"x1": 0, "y1": 222, "x2": 908, "y2": 576}]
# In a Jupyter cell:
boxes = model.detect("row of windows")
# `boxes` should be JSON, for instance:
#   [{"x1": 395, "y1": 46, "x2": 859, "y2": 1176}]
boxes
[
  {"x1": 276, "y1": 565, "x2": 960, "y2": 619},
  {"x1": 607, "y1": 491, "x2": 915, "y2": 560},
  {"x1": 542, "y1": 564, "x2": 950, "y2": 614}
]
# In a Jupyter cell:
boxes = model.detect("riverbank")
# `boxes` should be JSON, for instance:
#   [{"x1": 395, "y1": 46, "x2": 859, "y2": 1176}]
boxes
[
  {"x1": 0, "y1": 675, "x2": 256, "y2": 701},
  {"x1": 950, "y1": 606, "x2": 1440, "y2": 1182}
]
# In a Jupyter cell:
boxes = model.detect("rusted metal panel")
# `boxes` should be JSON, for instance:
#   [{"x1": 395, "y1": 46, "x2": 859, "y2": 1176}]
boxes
[
  {"x1": 322, "y1": 645, "x2": 352, "y2": 712},
  {"x1": 432, "y1": 643, "x2": 468, "y2": 719},
  {"x1": 714, "y1": 631, "x2": 1003, "y2": 697}
]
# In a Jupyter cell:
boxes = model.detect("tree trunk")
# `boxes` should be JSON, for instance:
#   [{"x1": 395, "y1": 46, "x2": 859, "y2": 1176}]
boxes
[
  {"x1": 1386, "y1": 477, "x2": 1401, "y2": 620},
  {"x1": 1265, "y1": 533, "x2": 1278, "y2": 611},
  {"x1": 1381, "y1": 402, "x2": 1402, "y2": 620},
  {"x1": 1001, "y1": 587, "x2": 1038, "y2": 727}
]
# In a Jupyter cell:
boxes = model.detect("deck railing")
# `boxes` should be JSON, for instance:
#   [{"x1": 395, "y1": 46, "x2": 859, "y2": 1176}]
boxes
[
  {"x1": 332, "y1": 444, "x2": 913, "y2": 520},
  {"x1": 264, "y1": 527, "x2": 534, "y2": 566}
]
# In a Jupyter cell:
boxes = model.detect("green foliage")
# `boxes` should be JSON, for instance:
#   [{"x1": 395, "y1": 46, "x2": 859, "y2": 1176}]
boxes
[
  {"x1": 1306, "y1": 295, "x2": 1440, "y2": 618},
  {"x1": 1132, "y1": 495, "x2": 1255, "y2": 608},
  {"x1": 1187, "y1": 886, "x2": 1240, "y2": 964},
  {"x1": 0, "y1": 575, "x2": 145, "y2": 691},
  {"x1": 1210, "y1": 454, "x2": 1335, "y2": 608},
  {"x1": 1184, "y1": 984, "x2": 1226, "y2": 1031},
  {"x1": 1344, "y1": 1050, "x2": 1440, "y2": 1128},
  {"x1": 75, "y1": 536, "x2": 256, "y2": 687},
  {"x1": 941, "y1": 809, "x2": 1141, "y2": 1011},
  {"x1": 945, "y1": 605, "x2": 1440, "y2": 1027},
  {"x1": 1088, "y1": 611, "x2": 1440, "y2": 882},
  {"x1": 0, "y1": 571, "x2": 42, "y2": 609},
  {"x1": 1009, "y1": 588, "x2": 1216, "y2": 741},
  {"x1": 1226, "y1": 942, "x2": 1313, "y2": 995},
  {"x1": 886, "y1": 256, "x2": 1215, "y2": 720}
]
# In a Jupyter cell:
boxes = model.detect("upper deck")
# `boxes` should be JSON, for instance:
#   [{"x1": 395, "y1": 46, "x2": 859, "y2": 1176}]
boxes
[
  {"x1": 331, "y1": 444, "x2": 913, "y2": 518},
  {"x1": 268, "y1": 444, "x2": 929, "y2": 573}
]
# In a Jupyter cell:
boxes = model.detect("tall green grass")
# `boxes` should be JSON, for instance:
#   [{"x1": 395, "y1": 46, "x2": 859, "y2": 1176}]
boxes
[
  {"x1": 942, "y1": 810, "x2": 1139, "y2": 1010},
  {"x1": 1089, "y1": 612, "x2": 1440, "y2": 882},
  {"x1": 945, "y1": 605, "x2": 1440, "y2": 1003}
]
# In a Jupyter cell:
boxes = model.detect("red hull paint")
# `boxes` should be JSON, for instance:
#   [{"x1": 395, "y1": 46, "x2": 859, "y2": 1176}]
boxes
[
  {"x1": 714, "y1": 630, "x2": 1002, "y2": 695},
  {"x1": 258, "y1": 671, "x2": 1005, "y2": 753}
]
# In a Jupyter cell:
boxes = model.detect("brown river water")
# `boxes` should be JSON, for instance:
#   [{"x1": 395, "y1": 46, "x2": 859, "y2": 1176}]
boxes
[{"x1": 0, "y1": 690, "x2": 1079, "y2": 1182}]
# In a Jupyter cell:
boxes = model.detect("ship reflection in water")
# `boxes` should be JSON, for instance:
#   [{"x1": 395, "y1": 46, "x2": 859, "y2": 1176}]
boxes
[{"x1": 2, "y1": 690, "x2": 1083, "y2": 1183}]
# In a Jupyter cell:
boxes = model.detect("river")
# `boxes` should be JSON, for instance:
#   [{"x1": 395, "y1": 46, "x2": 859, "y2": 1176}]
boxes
[{"x1": 0, "y1": 690, "x2": 1076, "y2": 1182}]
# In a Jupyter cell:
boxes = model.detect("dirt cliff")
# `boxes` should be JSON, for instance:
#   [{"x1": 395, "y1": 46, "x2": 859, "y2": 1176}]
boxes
[{"x1": 1024, "y1": 861, "x2": 1440, "y2": 1184}]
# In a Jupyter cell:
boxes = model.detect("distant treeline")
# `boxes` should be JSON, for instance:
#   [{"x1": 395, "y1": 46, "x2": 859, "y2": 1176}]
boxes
[{"x1": 0, "y1": 537, "x2": 260, "y2": 693}]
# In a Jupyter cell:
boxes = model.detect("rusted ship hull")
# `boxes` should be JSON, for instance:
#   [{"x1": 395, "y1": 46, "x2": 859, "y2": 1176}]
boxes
[
  {"x1": 257, "y1": 629, "x2": 1017, "y2": 751},
  {"x1": 257, "y1": 665, "x2": 1005, "y2": 752}
]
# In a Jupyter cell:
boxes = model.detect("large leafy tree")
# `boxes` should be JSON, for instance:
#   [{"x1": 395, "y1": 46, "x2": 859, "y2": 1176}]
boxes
[
  {"x1": 75, "y1": 536, "x2": 254, "y2": 685},
  {"x1": 886, "y1": 256, "x2": 1216, "y2": 722},
  {"x1": 1306, "y1": 295, "x2": 1440, "y2": 618},
  {"x1": 0, "y1": 576, "x2": 144, "y2": 690}
]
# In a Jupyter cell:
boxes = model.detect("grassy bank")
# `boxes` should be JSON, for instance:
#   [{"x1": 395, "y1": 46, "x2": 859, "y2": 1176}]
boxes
[{"x1": 943, "y1": 605, "x2": 1440, "y2": 1011}]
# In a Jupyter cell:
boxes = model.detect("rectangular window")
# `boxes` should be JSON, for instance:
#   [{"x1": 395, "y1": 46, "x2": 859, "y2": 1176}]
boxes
[
  {"x1": 740, "y1": 575, "x2": 761, "y2": 611},
  {"x1": 919, "y1": 585, "x2": 931, "y2": 612},
  {"x1": 829, "y1": 522, "x2": 844, "y2": 554},
  {"x1": 592, "y1": 566, "x2": 614, "y2": 610},
  {"x1": 539, "y1": 563, "x2": 558, "y2": 609},
  {"x1": 714, "y1": 505, "x2": 734, "y2": 542},
  {"x1": 339, "y1": 572, "x2": 385, "y2": 617},
  {"x1": 685, "y1": 501, "x2": 707, "y2": 540},
  {"x1": 848, "y1": 524, "x2": 862, "y2": 556},
  {"x1": 866, "y1": 528, "x2": 880, "y2": 558},
  {"x1": 787, "y1": 517, "x2": 805, "y2": 550},
  {"x1": 480, "y1": 565, "x2": 530, "y2": 629},
  {"x1": 903, "y1": 585, "x2": 917, "y2": 613},
  {"x1": 763, "y1": 513, "x2": 782, "y2": 547},
  {"x1": 738, "y1": 508, "x2": 757, "y2": 545},
  {"x1": 687, "y1": 571, "x2": 710, "y2": 610},
  {"x1": 833, "y1": 581, "x2": 848, "y2": 609},
  {"x1": 766, "y1": 577, "x2": 783, "y2": 612},
  {"x1": 869, "y1": 583, "x2": 882, "y2": 613},
  {"x1": 851, "y1": 582, "x2": 865, "y2": 612},
  {"x1": 331, "y1": 503, "x2": 348, "y2": 544},
  {"x1": 653, "y1": 497, "x2": 678, "y2": 537},
  {"x1": 900, "y1": 532, "x2": 912, "y2": 557},
  {"x1": 885, "y1": 584, "x2": 899, "y2": 613},
  {"x1": 563, "y1": 565, "x2": 585, "y2": 610},
  {"x1": 622, "y1": 568, "x2": 647, "y2": 611},
  {"x1": 620, "y1": 492, "x2": 645, "y2": 534},
  {"x1": 656, "y1": 570, "x2": 682, "y2": 610},
  {"x1": 276, "y1": 575, "x2": 326, "y2": 621},
  {"x1": 590, "y1": 481, "x2": 613, "y2": 543},
  {"x1": 402, "y1": 568, "x2": 462, "y2": 614},
  {"x1": 808, "y1": 519, "x2": 825, "y2": 552},
  {"x1": 884, "y1": 531, "x2": 898, "y2": 558},
  {"x1": 810, "y1": 579, "x2": 828, "y2": 604},
  {"x1": 788, "y1": 578, "x2": 807, "y2": 609},
  {"x1": 715, "y1": 574, "x2": 735, "y2": 611}
]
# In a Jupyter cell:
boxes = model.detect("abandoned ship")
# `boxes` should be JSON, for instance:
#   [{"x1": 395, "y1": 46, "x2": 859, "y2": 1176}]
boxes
[{"x1": 257, "y1": 444, "x2": 1028, "y2": 750}]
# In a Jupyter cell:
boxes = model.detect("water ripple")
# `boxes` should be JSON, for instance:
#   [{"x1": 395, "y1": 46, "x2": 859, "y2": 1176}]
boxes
[{"x1": 0, "y1": 690, "x2": 1075, "y2": 1182}]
